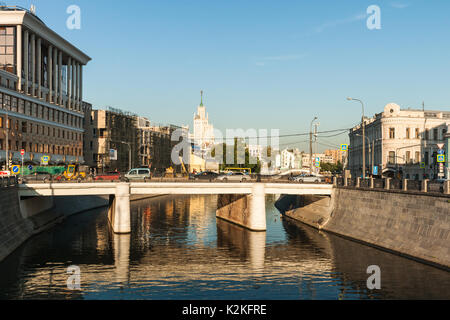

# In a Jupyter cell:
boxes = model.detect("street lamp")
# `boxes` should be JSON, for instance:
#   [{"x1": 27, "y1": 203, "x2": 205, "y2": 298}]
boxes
[
  {"x1": 310, "y1": 116, "x2": 318, "y2": 175},
  {"x1": 347, "y1": 97, "x2": 366, "y2": 179},
  {"x1": 1, "y1": 103, "x2": 9, "y2": 171},
  {"x1": 118, "y1": 141, "x2": 132, "y2": 172},
  {"x1": 354, "y1": 133, "x2": 371, "y2": 172}
]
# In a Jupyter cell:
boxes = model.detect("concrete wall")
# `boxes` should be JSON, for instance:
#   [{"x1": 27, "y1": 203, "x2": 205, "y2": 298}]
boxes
[
  {"x1": 0, "y1": 187, "x2": 34, "y2": 262},
  {"x1": 283, "y1": 188, "x2": 450, "y2": 269},
  {"x1": 216, "y1": 194, "x2": 251, "y2": 228}
]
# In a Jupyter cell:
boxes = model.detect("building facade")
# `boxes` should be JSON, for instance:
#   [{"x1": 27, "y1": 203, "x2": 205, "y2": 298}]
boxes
[
  {"x1": 0, "y1": 6, "x2": 91, "y2": 169},
  {"x1": 91, "y1": 108, "x2": 138, "y2": 173},
  {"x1": 349, "y1": 103, "x2": 450, "y2": 180}
]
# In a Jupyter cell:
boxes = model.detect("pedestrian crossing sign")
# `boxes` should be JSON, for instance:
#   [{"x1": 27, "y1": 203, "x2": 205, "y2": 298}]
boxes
[
  {"x1": 437, "y1": 155, "x2": 445, "y2": 163},
  {"x1": 341, "y1": 144, "x2": 348, "y2": 151}
]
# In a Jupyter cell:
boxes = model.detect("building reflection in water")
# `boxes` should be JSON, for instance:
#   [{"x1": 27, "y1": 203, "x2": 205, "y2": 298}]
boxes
[{"x1": 0, "y1": 195, "x2": 448, "y2": 299}]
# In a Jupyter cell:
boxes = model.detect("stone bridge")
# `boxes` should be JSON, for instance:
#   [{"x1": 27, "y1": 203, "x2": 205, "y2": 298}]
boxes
[{"x1": 18, "y1": 182, "x2": 333, "y2": 234}]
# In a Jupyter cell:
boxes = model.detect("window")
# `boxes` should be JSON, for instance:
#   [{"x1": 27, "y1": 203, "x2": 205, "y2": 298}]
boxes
[
  {"x1": 388, "y1": 151, "x2": 395, "y2": 164},
  {"x1": 424, "y1": 151, "x2": 429, "y2": 165},
  {"x1": 0, "y1": 116, "x2": 2, "y2": 128},
  {"x1": 433, "y1": 129, "x2": 438, "y2": 140},
  {"x1": 424, "y1": 130, "x2": 429, "y2": 140},
  {"x1": 21, "y1": 121, "x2": 27, "y2": 133},
  {"x1": 389, "y1": 128, "x2": 395, "y2": 139},
  {"x1": 415, "y1": 128, "x2": 420, "y2": 139},
  {"x1": 0, "y1": 27, "x2": 16, "y2": 73},
  {"x1": 405, "y1": 151, "x2": 411, "y2": 163},
  {"x1": 0, "y1": 139, "x2": 2, "y2": 149},
  {"x1": 406, "y1": 128, "x2": 410, "y2": 139}
]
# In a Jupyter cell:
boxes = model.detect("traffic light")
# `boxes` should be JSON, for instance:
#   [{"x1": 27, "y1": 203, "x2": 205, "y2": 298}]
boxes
[{"x1": 8, "y1": 160, "x2": 12, "y2": 168}]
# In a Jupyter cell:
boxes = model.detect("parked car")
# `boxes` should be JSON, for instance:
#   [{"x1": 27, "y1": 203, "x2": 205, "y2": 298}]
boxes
[
  {"x1": 292, "y1": 174, "x2": 324, "y2": 183},
  {"x1": 20, "y1": 171, "x2": 53, "y2": 183},
  {"x1": 94, "y1": 171, "x2": 122, "y2": 182},
  {"x1": 189, "y1": 171, "x2": 219, "y2": 181},
  {"x1": 216, "y1": 172, "x2": 250, "y2": 182},
  {"x1": 123, "y1": 168, "x2": 151, "y2": 182}
]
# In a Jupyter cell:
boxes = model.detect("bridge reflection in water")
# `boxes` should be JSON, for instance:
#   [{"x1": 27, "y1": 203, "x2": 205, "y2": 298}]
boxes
[{"x1": 0, "y1": 195, "x2": 449, "y2": 299}]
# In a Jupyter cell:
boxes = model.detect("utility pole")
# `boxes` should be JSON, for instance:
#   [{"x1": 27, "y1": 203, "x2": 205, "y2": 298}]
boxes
[
  {"x1": 314, "y1": 122, "x2": 319, "y2": 173},
  {"x1": 310, "y1": 117, "x2": 318, "y2": 175},
  {"x1": 4, "y1": 104, "x2": 9, "y2": 171},
  {"x1": 347, "y1": 98, "x2": 365, "y2": 179}
]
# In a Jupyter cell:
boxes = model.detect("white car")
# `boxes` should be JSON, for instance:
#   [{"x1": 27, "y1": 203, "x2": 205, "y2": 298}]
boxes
[
  {"x1": 292, "y1": 174, "x2": 323, "y2": 183},
  {"x1": 216, "y1": 172, "x2": 250, "y2": 182}
]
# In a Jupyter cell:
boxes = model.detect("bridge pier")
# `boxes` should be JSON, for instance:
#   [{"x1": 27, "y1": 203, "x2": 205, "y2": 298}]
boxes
[
  {"x1": 216, "y1": 184, "x2": 266, "y2": 231},
  {"x1": 108, "y1": 183, "x2": 131, "y2": 234}
]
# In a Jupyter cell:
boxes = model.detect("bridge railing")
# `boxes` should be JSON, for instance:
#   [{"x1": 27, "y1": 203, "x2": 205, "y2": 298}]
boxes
[{"x1": 336, "y1": 176, "x2": 449, "y2": 195}]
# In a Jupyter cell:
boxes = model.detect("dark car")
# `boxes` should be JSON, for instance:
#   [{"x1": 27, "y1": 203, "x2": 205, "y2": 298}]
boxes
[
  {"x1": 189, "y1": 171, "x2": 219, "y2": 181},
  {"x1": 21, "y1": 171, "x2": 52, "y2": 183}
]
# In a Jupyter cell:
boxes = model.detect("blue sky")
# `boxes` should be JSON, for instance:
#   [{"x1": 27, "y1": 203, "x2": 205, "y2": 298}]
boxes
[{"x1": 8, "y1": 0, "x2": 450, "y2": 151}]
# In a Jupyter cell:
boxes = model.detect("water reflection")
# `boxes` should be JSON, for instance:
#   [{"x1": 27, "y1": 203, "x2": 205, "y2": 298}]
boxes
[
  {"x1": 216, "y1": 218, "x2": 266, "y2": 272},
  {"x1": 0, "y1": 195, "x2": 448, "y2": 300}
]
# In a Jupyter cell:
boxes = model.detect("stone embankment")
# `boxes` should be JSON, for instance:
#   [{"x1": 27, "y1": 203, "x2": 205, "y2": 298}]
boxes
[{"x1": 280, "y1": 188, "x2": 450, "y2": 269}]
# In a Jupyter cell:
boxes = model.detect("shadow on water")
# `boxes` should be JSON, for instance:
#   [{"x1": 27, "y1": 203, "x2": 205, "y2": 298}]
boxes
[{"x1": 281, "y1": 217, "x2": 450, "y2": 300}]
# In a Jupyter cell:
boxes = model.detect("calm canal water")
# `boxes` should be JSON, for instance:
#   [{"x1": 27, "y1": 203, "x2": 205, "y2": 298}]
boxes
[{"x1": 0, "y1": 194, "x2": 449, "y2": 300}]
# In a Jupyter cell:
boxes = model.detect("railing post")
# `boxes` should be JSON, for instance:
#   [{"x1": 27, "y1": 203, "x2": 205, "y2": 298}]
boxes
[
  {"x1": 333, "y1": 176, "x2": 337, "y2": 187},
  {"x1": 422, "y1": 179, "x2": 429, "y2": 193},
  {"x1": 385, "y1": 178, "x2": 391, "y2": 190},
  {"x1": 344, "y1": 177, "x2": 348, "y2": 187},
  {"x1": 356, "y1": 177, "x2": 361, "y2": 188},
  {"x1": 444, "y1": 180, "x2": 450, "y2": 195},
  {"x1": 403, "y1": 179, "x2": 408, "y2": 191},
  {"x1": 370, "y1": 177, "x2": 374, "y2": 188}
]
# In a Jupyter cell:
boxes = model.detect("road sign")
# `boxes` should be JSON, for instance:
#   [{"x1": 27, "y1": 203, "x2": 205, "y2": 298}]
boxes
[
  {"x1": 20, "y1": 149, "x2": 25, "y2": 156},
  {"x1": 341, "y1": 144, "x2": 348, "y2": 151},
  {"x1": 110, "y1": 149, "x2": 117, "y2": 161},
  {"x1": 437, "y1": 143, "x2": 445, "y2": 150},
  {"x1": 437, "y1": 155, "x2": 445, "y2": 163},
  {"x1": 0, "y1": 171, "x2": 10, "y2": 176},
  {"x1": 438, "y1": 149, "x2": 445, "y2": 155},
  {"x1": 314, "y1": 157, "x2": 320, "y2": 168},
  {"x1": 28, "y1": 165, "x2": 33, "y2": 171},
  {"x1": 11, "y1": 165, "x2": 20, "y2": 175},
  {"x1": 372, "y1": 166, "x2": 379, "y2": 175},
  {"x1": 41, "y1": 155, "x2": 49, "y2": 165},
  {"x1": 420, "y1": 162, "x2": 426, "y2": 169}
]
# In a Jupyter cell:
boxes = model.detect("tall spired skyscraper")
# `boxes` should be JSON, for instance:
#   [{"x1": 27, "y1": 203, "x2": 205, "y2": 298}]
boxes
[{"x1": 193, "y1": 91, "x2": 215, "y2": 150}]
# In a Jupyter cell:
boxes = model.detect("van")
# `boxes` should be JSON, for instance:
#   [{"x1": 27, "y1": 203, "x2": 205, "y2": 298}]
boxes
[{"x1": 124, "y1": 168, "x2": 151, "y2": 182}]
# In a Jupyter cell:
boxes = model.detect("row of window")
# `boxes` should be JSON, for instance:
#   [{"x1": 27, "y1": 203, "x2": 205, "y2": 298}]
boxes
[
  {"x1": 0, "y1": 92, "x2": 82, "y2": 129},
  {"x1": 0, "y1": 139, "x2": 82, "y2": 157},
  {"x1": 387, "y1": 150, "x2": 441, "y2": 165},
  {"x1": 0, "y1": 117, "x2": 82, "y2": 141},
  {"x1": 389, "y1": 127, "x2": 447, "y2": 140}
]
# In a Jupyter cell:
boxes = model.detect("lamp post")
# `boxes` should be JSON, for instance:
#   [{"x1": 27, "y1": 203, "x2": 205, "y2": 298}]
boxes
[
  {"x1": 354, "y1": 133, "x2": 371, "y2": 174},
  {"x1": 118, "y1": 141, "x2": 132, "y2": 172},
  {"x1": 347, "y1": 97, "x2": 366, "y2": 179},
  {"x1": 310, "y1": 116, "x2": 318, "y2": 175},
  {"x1": 2, "y1": 103, "x2": 9, "y2": 171}
]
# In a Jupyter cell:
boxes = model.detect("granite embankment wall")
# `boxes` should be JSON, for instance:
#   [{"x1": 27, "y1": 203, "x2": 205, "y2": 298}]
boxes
[
  {"x1": 284, "y1": 188, "x2": 450, "y2": 269},
  {"x1": 0, "y1": 186, "x2": 163, "y2": 262}
]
